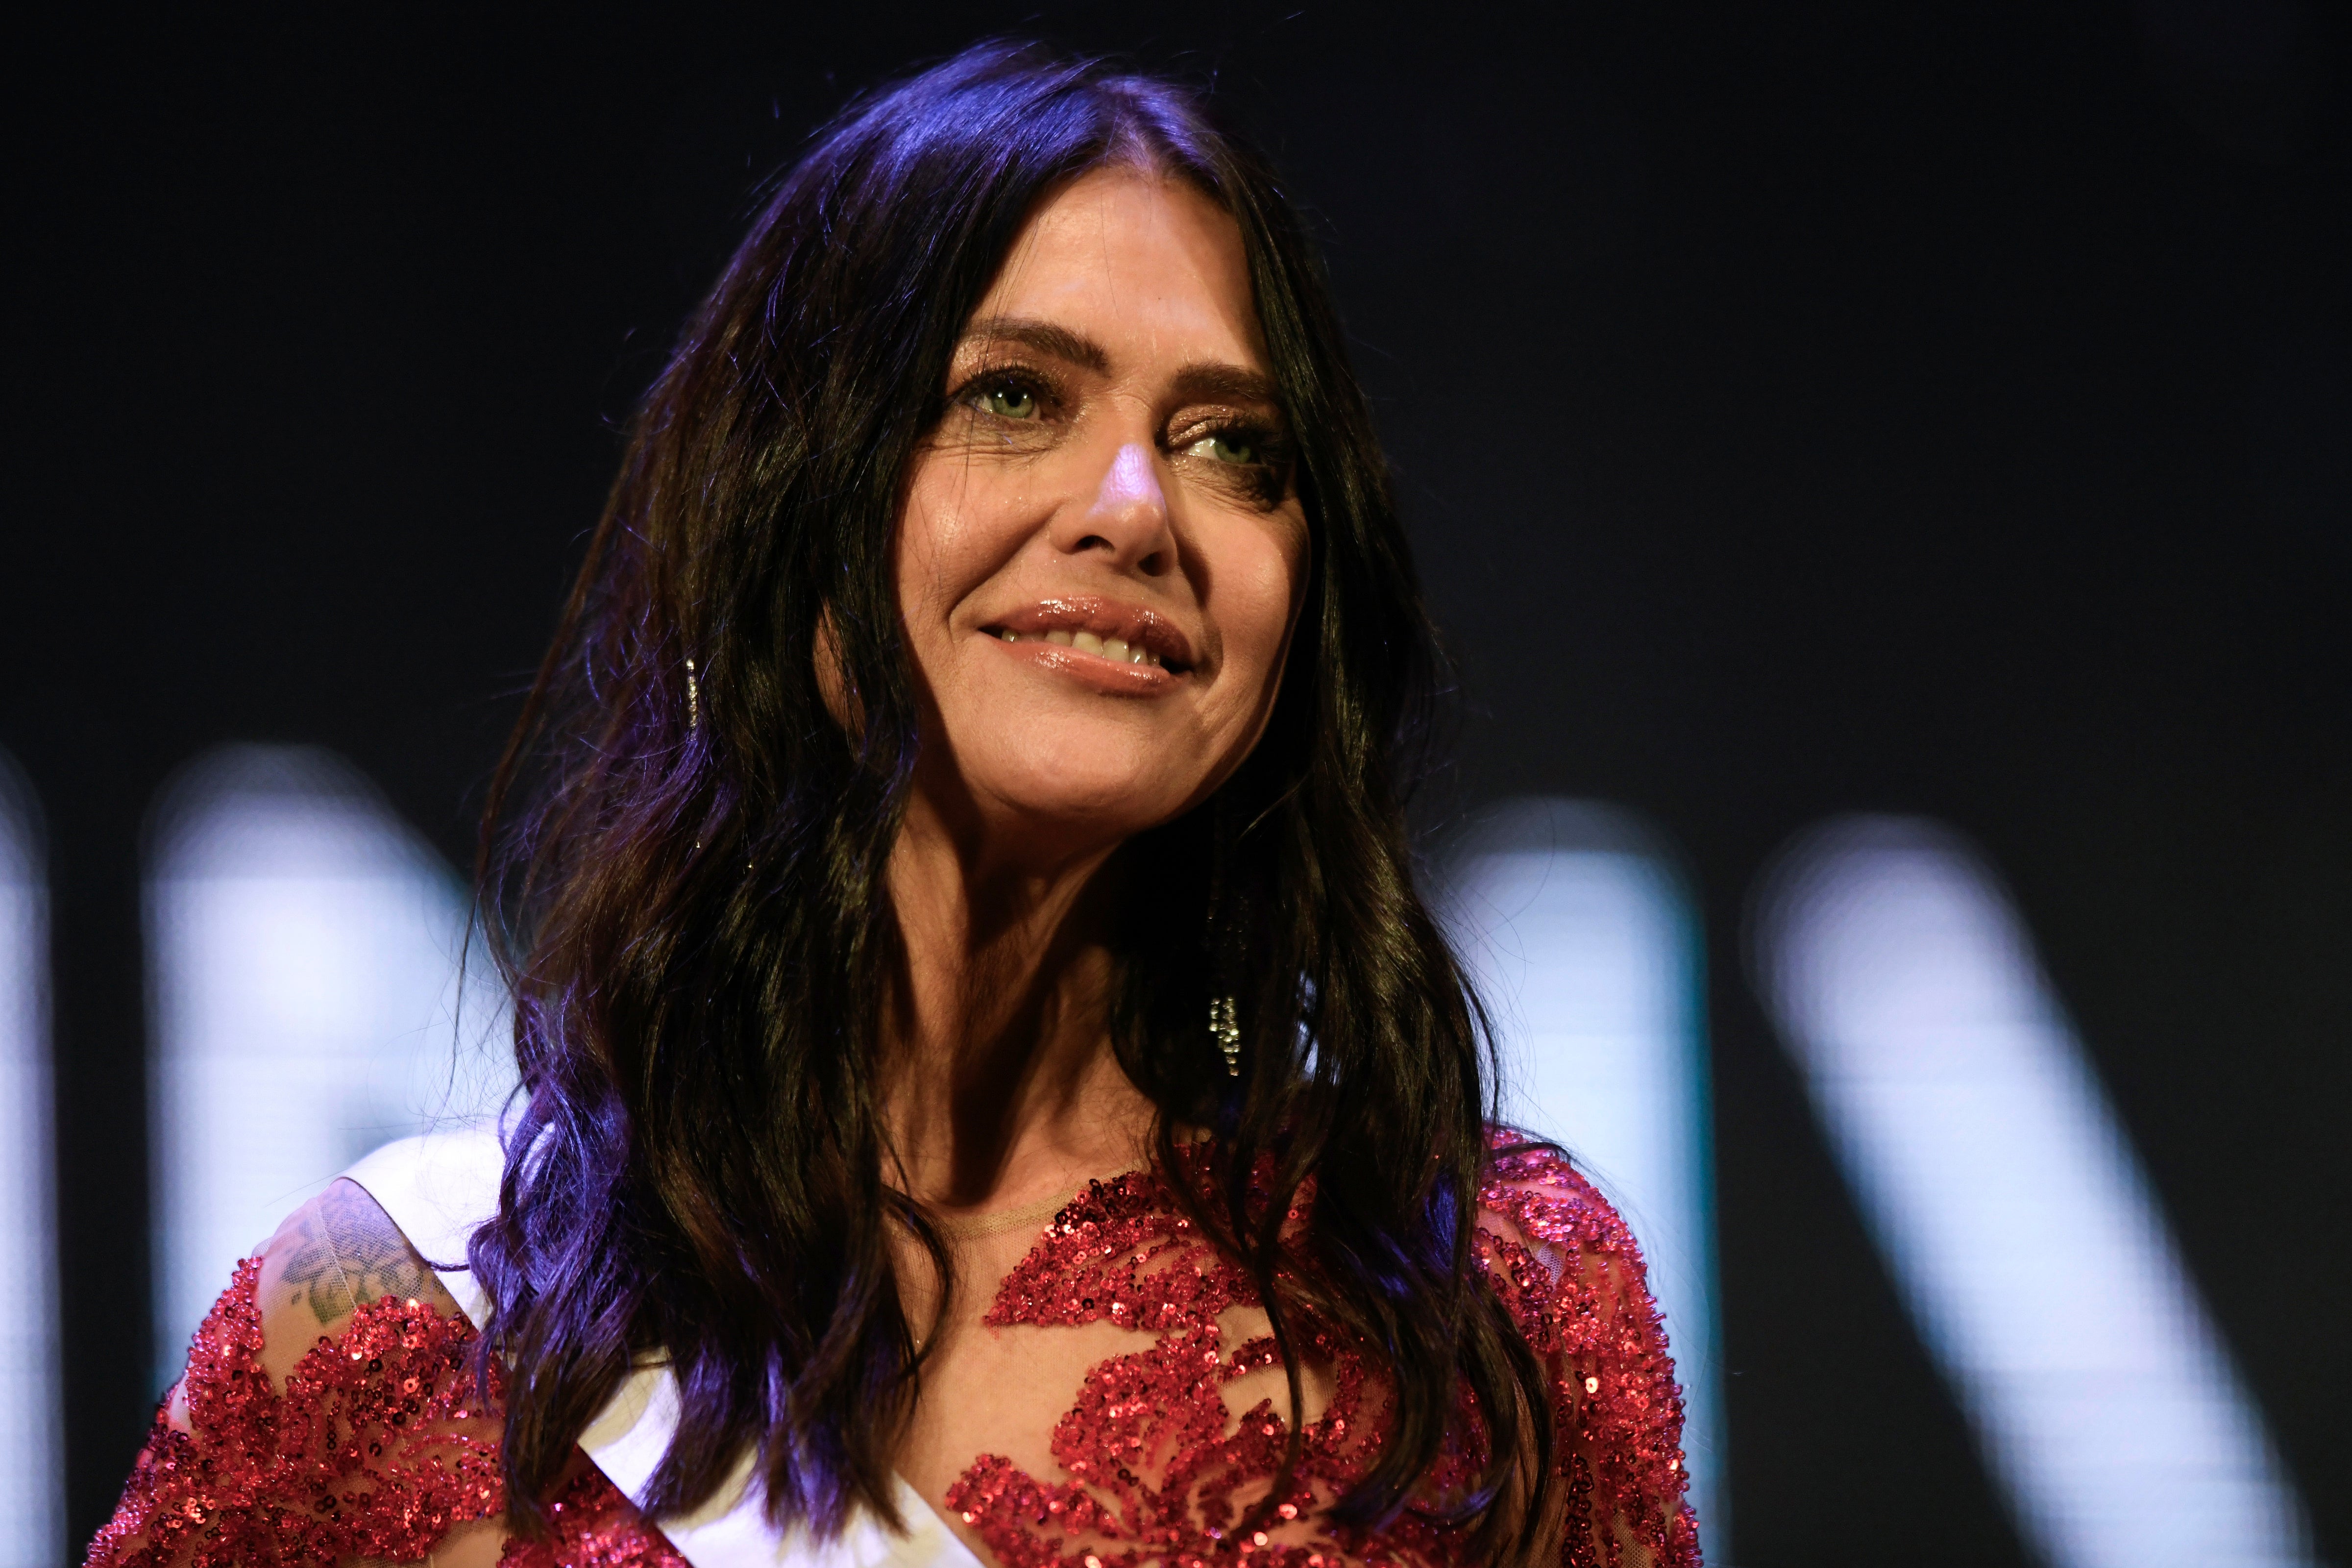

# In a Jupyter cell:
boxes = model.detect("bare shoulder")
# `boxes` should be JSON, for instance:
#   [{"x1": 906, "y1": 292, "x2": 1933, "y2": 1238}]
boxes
[{"x1": 252, "y1": 1178, "x2": 465, "y2": 1382}]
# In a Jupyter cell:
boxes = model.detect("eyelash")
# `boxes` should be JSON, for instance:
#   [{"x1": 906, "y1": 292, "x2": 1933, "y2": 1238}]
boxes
[
  {"x1": 1180, "y1": 420, "x2": 1294, "y2": 497},
  {"x1": 958, "y1": 367, "x2": 1059, "y2": 418},
  {"x1": 950, "y1": 366, "x2": 1294, "y2": 493}
]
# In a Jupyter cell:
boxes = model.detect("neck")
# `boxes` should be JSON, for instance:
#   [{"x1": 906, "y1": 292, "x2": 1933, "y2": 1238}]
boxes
[{"x1": 879, "y1": 788, "x2": 1157, "y2": 1215}]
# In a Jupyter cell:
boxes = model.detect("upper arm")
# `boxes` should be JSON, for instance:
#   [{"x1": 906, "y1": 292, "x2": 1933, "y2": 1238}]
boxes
[
  {"x1": 252, "y1": 1177, "x2": 465, "y2": 1385},
  {"x1": 157, "y1": 1178, "x2": 464, "y2": 1436},
  {"x1": 107, "y1": 1178, "x2": 504, "y2": 1568}
]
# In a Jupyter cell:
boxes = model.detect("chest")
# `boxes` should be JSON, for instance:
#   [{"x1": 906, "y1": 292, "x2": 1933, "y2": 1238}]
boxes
[{"x1": 895, "y1": 1174, "x2": 1382, "y2": 1568}]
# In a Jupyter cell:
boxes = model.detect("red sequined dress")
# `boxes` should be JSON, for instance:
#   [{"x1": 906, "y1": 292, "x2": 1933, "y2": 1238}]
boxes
[{"x1": 89, "y1": 1141, "x2": 1699, "y2": 1568}]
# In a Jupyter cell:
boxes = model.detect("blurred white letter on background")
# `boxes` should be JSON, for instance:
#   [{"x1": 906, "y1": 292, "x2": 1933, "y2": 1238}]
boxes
[
  {"x1": 145, "y1": 745, "x2": 513, "y2": 1381},
  {"x1": 1752, "y1": 816, "x2": 2311, "y2": 1568},
  {"x1": 1444, "y1": 798, "x2": 1724, "y2": 1551},
  {"x1": 0, "y1": 755, "x2": 62, "y2": 1567}
]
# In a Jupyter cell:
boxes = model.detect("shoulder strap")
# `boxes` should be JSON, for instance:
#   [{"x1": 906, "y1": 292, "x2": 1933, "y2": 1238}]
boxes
[
  {"x1": 342, "y1": 1124, "x2": 505, "y2": 1325},
  {"x1": 341, "y1": 1131, "x2": 978, "y2": 1568}
]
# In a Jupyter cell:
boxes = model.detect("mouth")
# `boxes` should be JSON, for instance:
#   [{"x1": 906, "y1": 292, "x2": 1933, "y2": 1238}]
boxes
[{"x1": 981, "y1": 596, "x2": 1198, "y2": 676}]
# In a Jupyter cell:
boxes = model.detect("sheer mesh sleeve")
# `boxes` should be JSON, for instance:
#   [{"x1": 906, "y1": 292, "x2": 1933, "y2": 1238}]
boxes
[
  {"x1": 84, "y1": 1254, "x2": 506, "y2": 1567},
  {"x1": 1476, "y1": 1144, "x2": 1702, "y2": 1568},
  {"x1": 83, "y1": 1181, "x2": 684, "y2": 1568},
  {"x1": 90, "y1": 1156, "x2": 1696, "y2": 1568}
]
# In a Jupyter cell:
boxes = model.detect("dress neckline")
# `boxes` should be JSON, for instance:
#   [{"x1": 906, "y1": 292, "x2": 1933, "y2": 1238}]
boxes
[{"x1": 924, "y1": 1163, "x2": 1147, "y2": 1242}]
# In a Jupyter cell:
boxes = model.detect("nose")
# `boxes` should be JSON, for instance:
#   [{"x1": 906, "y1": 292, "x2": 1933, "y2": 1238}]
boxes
[{"x1": 1057, "y1": 441, "x2": 1176, "y2": 576}]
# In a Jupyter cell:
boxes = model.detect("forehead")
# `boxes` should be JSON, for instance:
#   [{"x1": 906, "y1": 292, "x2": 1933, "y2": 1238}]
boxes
[{"x1": 975, "y1": 166, "x2": 1265, "y2": 370}]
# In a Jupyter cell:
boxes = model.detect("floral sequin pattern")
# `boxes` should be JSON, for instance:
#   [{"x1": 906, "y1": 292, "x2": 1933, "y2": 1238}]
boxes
[
  {"x1": 86, "y1": 1257, "x2": 504, "y2": 1568},
  {"x1": 1480, "y1": 1146, "x2": 1702, "y2": 1567},
  {"x1": 943, "y1": 1146, "x2": 1699, "y2": 1568},
  {"x1": 85, "y1": 1259, "x2": 684, "y2": 1568},
  {"x1": 90, "y1": 1145, "x2": 1693, "y2": 1568},
  {"x1": 499, "y1": 1468, "x2": 691, "y2": 1568}
]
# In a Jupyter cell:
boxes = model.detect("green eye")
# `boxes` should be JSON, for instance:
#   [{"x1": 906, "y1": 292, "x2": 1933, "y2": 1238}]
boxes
[
  {"x1": 979, "y1": 383, "x2": 1038, "y2": 419},
  {"x1": 1200, "y1": 433, "x2": 1256, "y2": 464}
]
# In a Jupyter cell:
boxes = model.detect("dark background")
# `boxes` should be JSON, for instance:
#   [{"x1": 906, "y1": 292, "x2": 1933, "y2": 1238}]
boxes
[{"x1": 9, "y1": 4, "x2": 2346, "y2": 1562}]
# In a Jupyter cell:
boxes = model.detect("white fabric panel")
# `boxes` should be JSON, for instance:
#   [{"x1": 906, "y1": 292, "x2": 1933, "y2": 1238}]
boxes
[{"x1": 345, "y1": 1129, "x2": 979, "y2": 1568}]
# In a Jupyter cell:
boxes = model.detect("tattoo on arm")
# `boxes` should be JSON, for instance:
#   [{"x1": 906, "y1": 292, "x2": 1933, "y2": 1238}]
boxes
[{"x1": 276, "y1": 1181, "x2": 435, "y2": 1325}]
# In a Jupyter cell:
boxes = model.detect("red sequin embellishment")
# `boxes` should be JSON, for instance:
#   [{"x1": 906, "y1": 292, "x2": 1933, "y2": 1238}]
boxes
[
  {"x1": 85, "y1": 1259, "x2": 682, "y2": 1568},
  {"x1": 942, "y1": 1145, "x2": 1699, "y2": 1568},
  {"x1": 91, "y1": 1143, "x2": 1696, "y2": 1568},
  {"x1": 499, "y1": 1468, "x2": 691, "y2": 1568},
  {"x1": 86, "y1": 1258, "x2": 504, "y2": 1568}
]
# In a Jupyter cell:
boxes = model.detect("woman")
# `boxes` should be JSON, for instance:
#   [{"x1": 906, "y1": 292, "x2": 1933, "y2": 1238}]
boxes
[{"x1": 92, "y1": 43, "x2": 1698, "y2": 1568}]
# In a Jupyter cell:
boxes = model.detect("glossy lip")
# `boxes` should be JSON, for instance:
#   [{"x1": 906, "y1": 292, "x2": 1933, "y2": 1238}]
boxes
[{"x1": 980, "y1": 594, "x2": 1200, "y2": 697}]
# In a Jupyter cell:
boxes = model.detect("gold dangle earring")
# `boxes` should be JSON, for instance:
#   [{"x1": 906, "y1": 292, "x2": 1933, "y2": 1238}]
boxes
[
  {"x1": 685, "y1": 657, "x2": 707, "y2": 855},
  {"x1": 1209, "y1": 995, "x2": 1241, "y2": 1078},
  {"x1": 1206, "y1": 802, "x2": 1241, "y2": 1078}
]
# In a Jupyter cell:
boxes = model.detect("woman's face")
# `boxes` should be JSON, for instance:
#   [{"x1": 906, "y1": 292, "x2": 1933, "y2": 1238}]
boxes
[{"x1": 896, "y1": 166, "x2": 1311, "y2": 858}]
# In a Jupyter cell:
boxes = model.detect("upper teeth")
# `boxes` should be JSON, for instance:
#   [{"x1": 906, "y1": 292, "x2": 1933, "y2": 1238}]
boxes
[{"x1": 999, "y1": 628, "x2": 1161, "y2": 666}]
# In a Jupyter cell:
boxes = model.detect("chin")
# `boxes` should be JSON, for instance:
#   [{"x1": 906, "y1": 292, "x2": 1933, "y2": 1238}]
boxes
[{"x1": 977, "y1": 753, "x2": 1195, "y2": 844}]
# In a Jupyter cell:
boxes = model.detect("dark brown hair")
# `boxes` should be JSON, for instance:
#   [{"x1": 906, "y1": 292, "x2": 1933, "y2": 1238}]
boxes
[{"x1": 470, "y1": 38, "x2": 1551, "y2": 1558}]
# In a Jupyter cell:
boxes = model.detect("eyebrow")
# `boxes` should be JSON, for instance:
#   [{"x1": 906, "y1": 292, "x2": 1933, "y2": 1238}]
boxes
[
  {"x1": 956, "y1": 316, "x2": 1283, "y2": 413},
  {"x1": 1169, "y1": 361, "x2": 1281, "y2": 411},
  {"x1": 959, "y1": 316, "x2": 1110, "y2": 373}
]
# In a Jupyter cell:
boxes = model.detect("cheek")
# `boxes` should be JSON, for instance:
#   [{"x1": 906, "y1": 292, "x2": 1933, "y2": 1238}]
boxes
[
  {"x1": 1214, "y1": 517, "x2": 1312, "y2": 712},
  {"x1": 894, "y1": 455, "x2": 1016, "y2": 682},
  {"x1": 896, "y1": 448, "x2": 1054, "y2": 622},
  {"x1": 894, "y1": 467, "x2": 963, "y2": 628}
]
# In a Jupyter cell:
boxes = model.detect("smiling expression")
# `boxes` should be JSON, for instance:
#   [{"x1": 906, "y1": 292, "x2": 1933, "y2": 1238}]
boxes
[{"x1": 895, "y1": 166, "x2": 1312, "y2": 856}]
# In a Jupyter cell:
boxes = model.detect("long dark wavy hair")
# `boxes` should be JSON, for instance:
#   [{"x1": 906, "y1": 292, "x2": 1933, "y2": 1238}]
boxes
[{"x1": 470, "y1": 39, "x2": 1552, "y2": 1557}]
